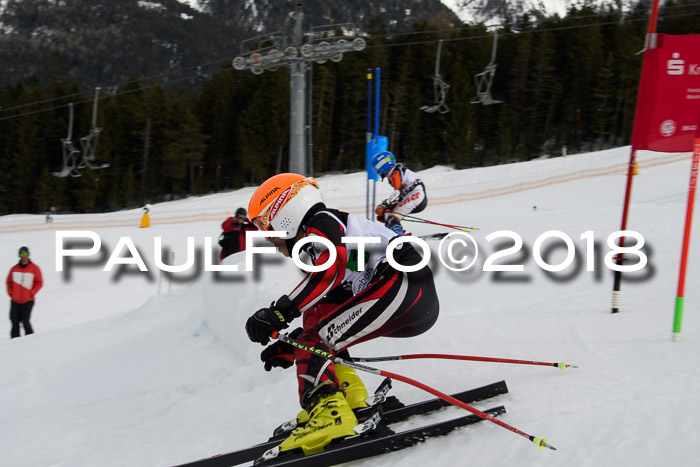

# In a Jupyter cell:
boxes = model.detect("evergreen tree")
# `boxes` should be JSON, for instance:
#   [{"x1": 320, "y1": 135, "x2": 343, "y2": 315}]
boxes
[
  {"x1": 2, "y1": 5, "x2": 700, "y2": 213},
  {"x1": 163, "y1": 106, "x2": 208, "y2": 194},
  {"x1": 33, "y1": 165, "x2": 56, "y2": 213},
  {"x1": 10, "y1": 78, "x2": 46, "y2": 212},
  {"x1": 446, "y1": 57, "x2": 477, "y2": 169},
  {"x1": 312, "y1": 63, "x2": 337, "y2": 174}
]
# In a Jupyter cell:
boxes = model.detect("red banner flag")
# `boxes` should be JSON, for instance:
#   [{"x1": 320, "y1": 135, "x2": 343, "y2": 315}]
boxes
[{"x1": 631, "y1": 34, "x2": 700, "y2": 152}]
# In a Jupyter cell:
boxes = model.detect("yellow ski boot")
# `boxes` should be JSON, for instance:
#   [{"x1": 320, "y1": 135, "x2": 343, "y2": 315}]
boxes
[
  {"x1": 280, "y1": 390, "x2": 358, "y2": 455},
  {"x1": 290, "y1": 365, "x2": 368, "y2": 429},
  {"x1": 335, "y1": 364, "x2": 369, "y2": 409}
]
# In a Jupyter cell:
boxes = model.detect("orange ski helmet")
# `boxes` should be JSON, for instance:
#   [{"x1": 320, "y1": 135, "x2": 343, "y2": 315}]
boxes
[{"x1": 248, "y1": 173, "x2": 324, "y2": 239}]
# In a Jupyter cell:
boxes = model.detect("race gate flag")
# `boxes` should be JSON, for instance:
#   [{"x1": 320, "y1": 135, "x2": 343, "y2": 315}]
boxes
[
  {"x1": 366, "y1": 135, "x2": 388, "y2": 181},
  {"x1": 631, "y1": 34, "x2": 700, "y2": 152}
]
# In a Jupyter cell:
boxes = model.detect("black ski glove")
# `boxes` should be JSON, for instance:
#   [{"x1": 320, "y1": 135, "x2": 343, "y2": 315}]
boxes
[
  {"x1": 260, "y1": 327, "x2": 302, "y2": 371},
  {"x1": 245, "y1": 295, "x2": 301, "y2": 345}
]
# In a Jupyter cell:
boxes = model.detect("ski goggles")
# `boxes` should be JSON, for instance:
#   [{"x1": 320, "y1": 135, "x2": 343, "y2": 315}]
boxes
[
  {"x1": 19, "y1": 252, "x2": 29, "y2": 257},
  {"x1": 251, "y1": 216, "x2": 271, "y2": 232}
]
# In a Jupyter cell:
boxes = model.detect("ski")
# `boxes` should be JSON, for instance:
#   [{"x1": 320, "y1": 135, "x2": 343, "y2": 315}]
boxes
[
  {"x1": 370, "y1": 379, "x2": 507, "y2": 425},
  {"x1": 256, "y1": 405, "x2": 506, "y2": 466},
  {"x1": 418, "y1": 232, "x2": 449, "y2": 240},
  {"x1": 174, "y1": 380, "x2": 507, "y2": 467}
]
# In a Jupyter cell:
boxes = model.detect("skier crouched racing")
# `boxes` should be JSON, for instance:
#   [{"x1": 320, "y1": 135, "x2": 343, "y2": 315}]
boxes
[
  {"x1": 371, "y1": 151, "x2": 427, "y2": 236},
  {"x1": 245, "y1": 173, "x2": 439, "y2": 455}
]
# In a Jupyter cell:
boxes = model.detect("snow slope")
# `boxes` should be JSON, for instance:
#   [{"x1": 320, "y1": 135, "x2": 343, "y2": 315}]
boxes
[{"x1": 1, "y1": 146, "x2": 699, "y2": 467}]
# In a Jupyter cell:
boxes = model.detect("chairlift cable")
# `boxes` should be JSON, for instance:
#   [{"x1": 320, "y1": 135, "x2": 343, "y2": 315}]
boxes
[
  {"x1": 365, "y1": 9, "x2": 700, "y2": 49},
  {"x1": 1, "y1": 9, "x2": 699, "y2": 122},
  {"x1": 0, "y1": 57, "x2": 231, "y2": 116},
  {"x1": 367, "y1": 2, "x2": 700, "y2": 41},
  {"x1": 0, "y1": 72, "x2": 209, "y2": 122}
]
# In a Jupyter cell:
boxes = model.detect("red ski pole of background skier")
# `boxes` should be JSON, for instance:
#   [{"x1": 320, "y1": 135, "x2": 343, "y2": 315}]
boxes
[
  {"x1": 271, "y1": 331, "x2": 556, "y2": 451},
  {"x1": 396, "y1": 213, "x2": 478, "y2": 232}
]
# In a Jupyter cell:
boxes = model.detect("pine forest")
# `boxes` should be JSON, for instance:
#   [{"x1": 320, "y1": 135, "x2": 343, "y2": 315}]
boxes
[{"x1": 0, "y1": 2, "x2": 698, "y2": 214}]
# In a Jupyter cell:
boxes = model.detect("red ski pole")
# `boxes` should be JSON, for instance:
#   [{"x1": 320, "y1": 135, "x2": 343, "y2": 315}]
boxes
[
  {"x1": 351, "y1": 353, "x2": 577, "y2": 370},
  {"x1": 270, "y1": 331, "x2": 556, "y2": 451}
]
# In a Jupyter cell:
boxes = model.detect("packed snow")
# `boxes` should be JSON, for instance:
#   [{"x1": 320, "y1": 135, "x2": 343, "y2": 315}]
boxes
[{"x1": 1, "y1": 146, "x2": 699, "y2": 467}]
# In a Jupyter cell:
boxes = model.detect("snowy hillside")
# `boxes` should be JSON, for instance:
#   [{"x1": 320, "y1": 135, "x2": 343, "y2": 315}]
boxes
[
  {"x1": 441, "y1": 0, "x2": 640, "y2": 24},
  {"x1": 174, "y1": 0, "x2": 641, "y2": 24},
  {"x1": 175, "y1": 0, "x2": 207, "y2": 13},
  {"x1": 1, "y1": 146, "x2": 699, "y2": 467}
]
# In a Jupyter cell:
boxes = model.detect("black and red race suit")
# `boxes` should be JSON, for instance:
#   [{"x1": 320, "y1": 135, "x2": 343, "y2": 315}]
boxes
[{"x1": 286, "y1": 207, "x2": 439, "y2": 403}]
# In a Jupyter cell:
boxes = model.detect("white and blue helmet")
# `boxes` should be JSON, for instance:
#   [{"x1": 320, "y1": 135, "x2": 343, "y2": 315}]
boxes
[{"x1": 370, "y1": 151, "x2": 396, "y2": 177}]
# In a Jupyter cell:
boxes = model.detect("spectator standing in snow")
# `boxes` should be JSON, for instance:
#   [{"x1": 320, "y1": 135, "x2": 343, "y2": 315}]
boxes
[
  {"x1": 218, "y1": 207, "x2": 257, "y2": 261},
  {"x1": 6, "y1": 246, "x2": 43, "y2": 338}
]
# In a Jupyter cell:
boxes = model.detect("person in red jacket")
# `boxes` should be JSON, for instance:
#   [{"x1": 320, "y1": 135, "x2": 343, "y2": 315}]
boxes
[
  {"x1": 218, "y1": 207, "x2": 257, "y2": 261},
  {"x1": 6, "y1": 246, "x2": 43, "y2": 338}
]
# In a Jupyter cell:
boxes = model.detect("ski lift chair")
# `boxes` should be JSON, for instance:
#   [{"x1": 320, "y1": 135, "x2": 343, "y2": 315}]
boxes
[
  {"x1": 471, "y1": 30, "x2": 503, "y2": 106},
  {"x1": 78, "y1": 127, "x2": 109, "y2": 170},
  {"x1": 78, "y1": 87, "x2": 110, "y2": 171},
  {"x1": 421, "y1": 40, "x2": 451, "y2": 114},
  {"x1": 471, "y1": 64, "x2": 502, "y2": 105},
  {"x1": 52, "y1": 103, "x2": 82, "y2": 178}
]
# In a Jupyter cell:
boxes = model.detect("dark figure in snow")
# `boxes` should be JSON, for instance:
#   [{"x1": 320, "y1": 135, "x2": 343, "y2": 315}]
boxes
[
  {"x1": 218, "y1": 207, "x2": 257, "y2": 261},
  {"x1": 244, "y1": 173, "x2": 439, "y2": 455},
  {"x1": 6, "y1": 246, "x2": 43, "y2": 338},
  {"x1": 371, "y1": 151, "x2": 427, "y2": 236}
]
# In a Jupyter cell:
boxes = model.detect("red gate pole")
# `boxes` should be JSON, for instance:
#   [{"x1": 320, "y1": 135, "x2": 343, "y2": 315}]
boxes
[
  {"x1": 611, "y1": 149, "x2": 637, "y2": 313},
  {"x1": 672, "y1": 127, "x2": 700, "y2": 341},
  {"x1": 611, "y1": 0, "x2": 661, "y2": 313}
]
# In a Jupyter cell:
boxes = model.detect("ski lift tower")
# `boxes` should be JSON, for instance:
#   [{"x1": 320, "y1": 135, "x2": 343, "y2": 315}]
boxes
[{"x1": 232, "y1": 3, "x2": 365, "y2": 175}]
